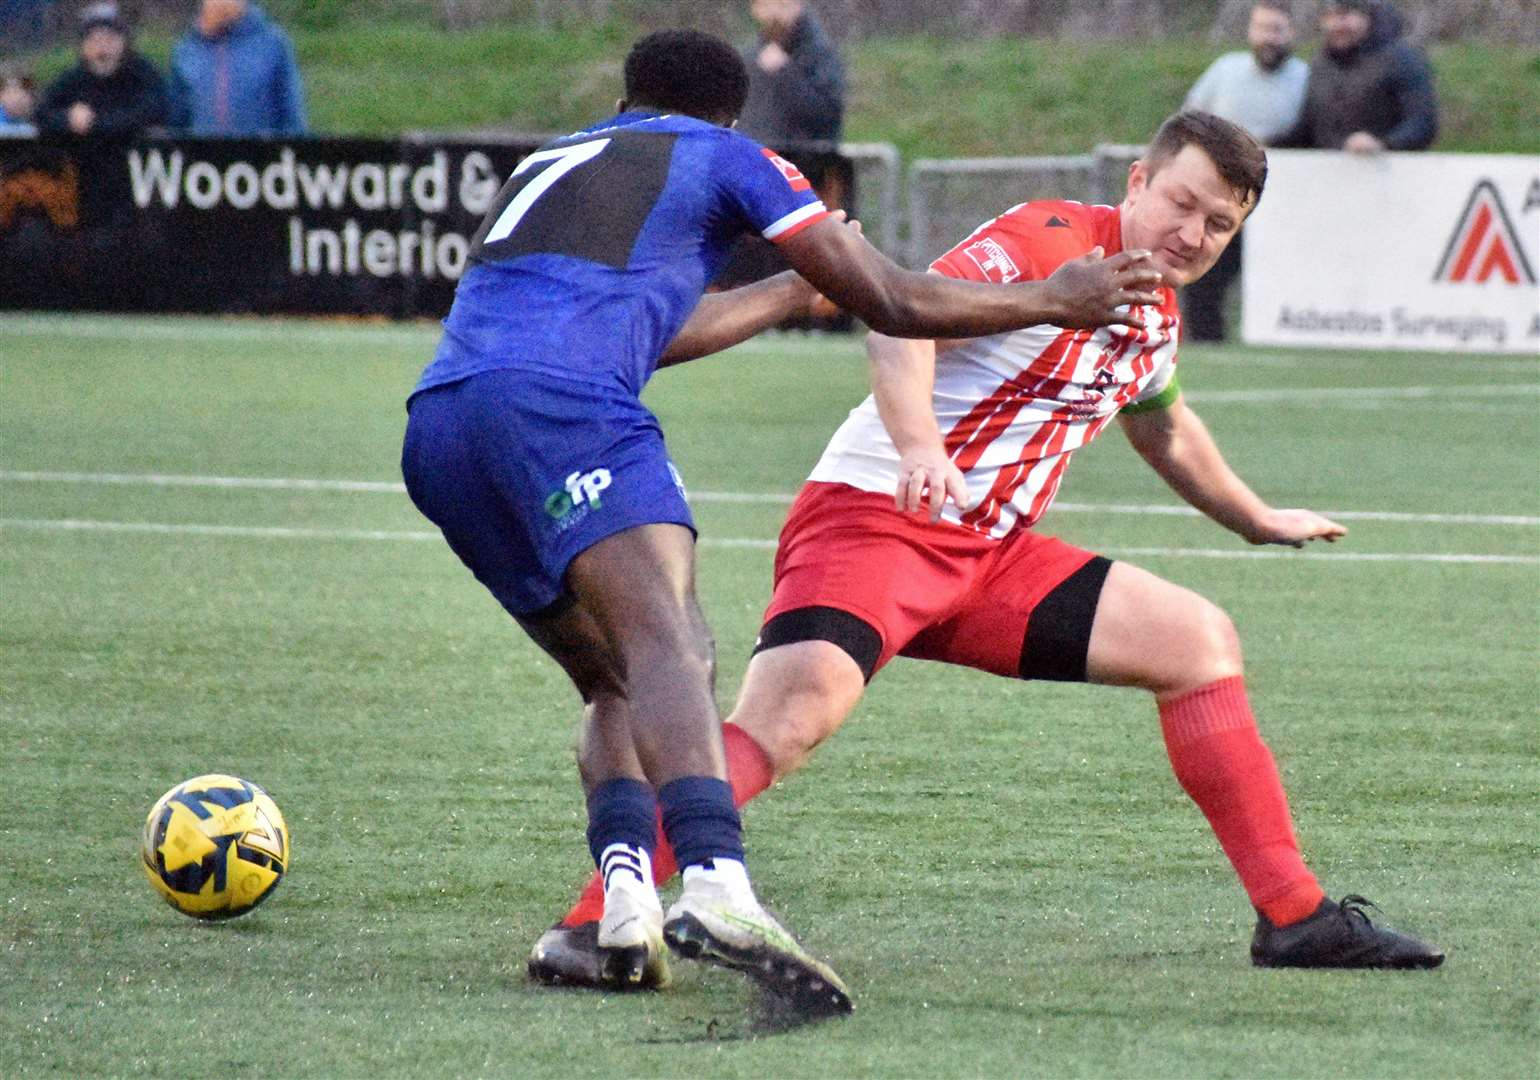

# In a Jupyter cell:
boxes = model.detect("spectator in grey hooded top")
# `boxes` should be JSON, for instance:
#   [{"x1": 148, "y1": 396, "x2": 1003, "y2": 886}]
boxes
[
  {"x1": 737, "y1": 0, "x2": 845, "y2": 146},
  {"x1": 1277, "y1": 0, "x2": 1437, "y2": 153}
]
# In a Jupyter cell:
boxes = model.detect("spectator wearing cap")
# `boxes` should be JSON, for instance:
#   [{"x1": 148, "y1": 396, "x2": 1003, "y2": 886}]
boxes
[
  {"x1": 0, "y1": 62, "x2": 39, "y2": 136},
  {"x1": 167, "y1": 1, "x2": 308, "y2": 137},
  {"x1": 36, "y1": 3, "x2": 168, "y2": 137},
  {"x1": 1276, "y1": 0, "x2": 1437, "y2": 153}
]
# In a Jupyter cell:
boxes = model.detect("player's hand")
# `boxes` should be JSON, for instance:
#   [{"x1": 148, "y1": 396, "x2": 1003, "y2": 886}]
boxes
[
  {"x1": 1343, "y1": 132, "x2": 1386, "y2": 155},
  {"x1": 1245, "y1": 508, "x2": 1347, "y2": 548},
  {"x1": 68, "y1": 102, "x2": 95, "y2": 135},
  {"x1": 896, "y1": 443, "x2": 969, "y2": 521},
  {"x1": 758, "y1": 41, "x2": 790, "y2": 73},
  {"x1": 1044, "y1": 248, "x2": 1164, "y2": 330}
]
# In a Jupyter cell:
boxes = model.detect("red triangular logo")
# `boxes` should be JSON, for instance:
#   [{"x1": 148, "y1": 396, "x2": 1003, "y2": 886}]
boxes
[{"x1": 1434, "y1": 180, "x2": 1536, "y2": 286}]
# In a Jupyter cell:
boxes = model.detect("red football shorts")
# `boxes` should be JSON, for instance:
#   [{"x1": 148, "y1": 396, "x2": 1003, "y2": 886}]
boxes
[{"x1": 760, "y1": 482, "x2": 1108, "y2": 681}]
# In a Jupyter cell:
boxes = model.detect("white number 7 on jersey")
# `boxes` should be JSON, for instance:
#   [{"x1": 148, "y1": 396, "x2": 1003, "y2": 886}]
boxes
[{"x1": 483, "y1": 138, "x2": 612, "y2": 246}]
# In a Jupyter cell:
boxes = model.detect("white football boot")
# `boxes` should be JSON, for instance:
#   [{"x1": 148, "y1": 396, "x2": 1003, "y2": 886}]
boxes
[
  {"x1": 594, "y1": 845, "x2": 671, "y2": 990},
  {"x1": 663, "y1": 859, "x2": 852, "y2": 1019}
]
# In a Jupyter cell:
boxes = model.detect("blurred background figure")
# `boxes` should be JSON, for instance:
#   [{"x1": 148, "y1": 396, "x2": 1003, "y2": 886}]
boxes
[
  {"x1": 0, "y1": 61, "x2": 39, "y2": 136},
  {"x1": 1186, "y1": 1, "x2": 1307, "y2": 145},
  {"x1": 1276, "y1": 0, "x2": 1437, "y2": 154},
  {"x1": 168, "y1": 0, "x2": 308, "y2": 136},
  {"x1": 0, "y1": 0, "x2": 51, "y2": 52},
  {"x1": 1180, "y1": 0, "x2": 1307, "y2": 342},
  {"x1": 36, "y1": 3, "x2": 168, "y2": 137},
  {"x1": 737, "y1": 0, "x2": 845, "y2": 146}
]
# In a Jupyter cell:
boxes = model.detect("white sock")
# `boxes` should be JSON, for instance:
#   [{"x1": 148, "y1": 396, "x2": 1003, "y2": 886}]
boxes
[
  {"x1": 599, "y1": 843, "x2": 657, "y2": 905},
  {"x1": 681, "y1": 857, "x2": 755, "y2": 903}
]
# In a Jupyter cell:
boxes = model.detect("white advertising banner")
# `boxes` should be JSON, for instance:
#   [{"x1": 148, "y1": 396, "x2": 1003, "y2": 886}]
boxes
[{"x1": 1243, "y1": 151, "x2": 1539, "y2": 354}]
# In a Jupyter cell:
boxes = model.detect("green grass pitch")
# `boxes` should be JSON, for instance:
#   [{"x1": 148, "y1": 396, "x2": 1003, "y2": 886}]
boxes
[{"x1": 2, "y1": 314, "x2": 1536, "y2": 1077}]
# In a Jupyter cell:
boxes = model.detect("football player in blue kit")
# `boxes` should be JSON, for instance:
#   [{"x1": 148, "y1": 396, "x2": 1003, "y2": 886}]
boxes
[{"x1": 401, "y1": 28, "x2": 1162, "y2": 1020}]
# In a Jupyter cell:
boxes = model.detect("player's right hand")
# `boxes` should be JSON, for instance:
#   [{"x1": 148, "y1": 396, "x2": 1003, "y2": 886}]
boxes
[
  {"x1": 1044, "y1": 248, "x2": 1164, "y2": 329},
  {"x1": 896, "y1": 444, "x2": 969, "y2": 521}
]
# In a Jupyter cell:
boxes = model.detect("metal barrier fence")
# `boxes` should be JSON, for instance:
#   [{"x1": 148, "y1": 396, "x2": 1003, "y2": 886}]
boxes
[{"x1": 904, "y1": 145, "x2": 1144, "y2": 267}]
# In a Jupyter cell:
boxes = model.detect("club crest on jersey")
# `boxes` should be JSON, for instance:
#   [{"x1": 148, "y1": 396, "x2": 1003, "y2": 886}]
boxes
[
  {"x1": 1434, "y1": 179, "x2": 1536, "y2": 286},
  {"x1": 761, "y1": 148, "x2": 812, "y2": 192},
  {"x1": 961, "y1": 236, "x2": 1021, "y2": 283},
  {"x1": 545, "y1": 468, "x2": 612, "y2": 529}
]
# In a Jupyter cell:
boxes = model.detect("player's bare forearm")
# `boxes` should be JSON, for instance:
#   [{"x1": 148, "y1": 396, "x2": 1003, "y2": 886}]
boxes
[
  {"x1": 776, "y1": 217, "x2": 1162, "y2": 337},
  {"x1": 657, "y1": 271, "x2": 817, "y2": 367},
  {"x1": 869, "y1": 332, "x2": 943, "y2": 453},
  {"x1": 1120, "y1": 401, "x2": 1347, "y2": 546},
  {"x1": 870, "y1": 332, "x2": 970, "y2": 517}
]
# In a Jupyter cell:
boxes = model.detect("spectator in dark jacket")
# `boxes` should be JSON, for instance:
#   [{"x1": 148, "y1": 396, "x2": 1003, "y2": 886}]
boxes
[
  {"x1": 36, "y1": 3, "x2": 167, "y2": 137},
  {"x1": 738, "y1": 0, "x2": 845, "y2": 146},
  {"x1": 168, "y1": 1, "x2": 308, "y2": 136},
  {"x1": 1277, "y1": 0, "x2": 1437, "y2": 153}
]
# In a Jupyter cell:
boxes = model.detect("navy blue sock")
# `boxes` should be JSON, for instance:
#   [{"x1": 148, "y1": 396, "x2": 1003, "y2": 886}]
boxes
[
  {"x1": 657, "y1": 776, "x2": 745, "y2": 871},
  {"x1": 585, "y1": 778, "x2": 657, "y2": 872}
]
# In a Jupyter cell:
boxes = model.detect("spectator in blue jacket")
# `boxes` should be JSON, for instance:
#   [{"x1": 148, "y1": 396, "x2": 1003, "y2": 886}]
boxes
[{"x1": 167, "y1": 1, "x2": 308, "y2": 136}]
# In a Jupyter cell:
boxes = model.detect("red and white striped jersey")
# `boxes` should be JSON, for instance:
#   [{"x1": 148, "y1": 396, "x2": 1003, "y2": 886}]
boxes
[{"x1": 809, "y1": 200, "x2": 1181, "y2": 539}]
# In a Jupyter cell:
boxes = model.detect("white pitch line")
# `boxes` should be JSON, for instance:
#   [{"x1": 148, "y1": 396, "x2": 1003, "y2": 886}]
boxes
[
  {"x1": 1048, "y1": 501, "x2": 1540, "y2": 528},
  {"x1": 0, "y1": 469, "x2": 407, "y2": 493},
  {"x1": 0, "y1": 518, "x2": 441, "y2": 542},
  {"x1": 1, "y1": 517, "x2": 1535, "y2": 565},
  {"x1": 1183, "y1": 384, "x2": 1540, "y2": 404},
  {"x1": 0, "y1": 315, "x2": 838, "y2": 355},
  {"x1": 1099, "y1": 545, "x2": 1536, "y2": 566},
  {"x1": 3, "y1": 469, "x2": 1536, "y2": 527}
]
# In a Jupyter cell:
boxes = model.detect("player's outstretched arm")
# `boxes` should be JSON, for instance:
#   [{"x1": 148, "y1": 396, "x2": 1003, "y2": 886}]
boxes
[
  {"x1": 658, "y1": 270, "x2": 825, "y2": 367},
  {"x1": 1119, "y1": 398, "x2": 1347, "y2": 547},
  {"x1": 776, "y1": 216, "x2": 1162, "y2": 338},
  {"x1": 869, "y1": 330, "x2": 968, "y2": 520},
  {"x1": 659, "y1": 213, "x2": 861, "y2": 367}
]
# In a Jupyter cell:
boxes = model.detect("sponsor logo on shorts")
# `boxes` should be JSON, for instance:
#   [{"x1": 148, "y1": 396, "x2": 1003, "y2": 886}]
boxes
[{"x1": 545, "y1": 467, "x2": 612, "y2": 530}]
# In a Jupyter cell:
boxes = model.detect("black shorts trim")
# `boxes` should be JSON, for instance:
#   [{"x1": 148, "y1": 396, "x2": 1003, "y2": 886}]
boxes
[
  {"x1": 1018, "y1": 556, "x2": 1112, "y2": 682},
  {"x1": 753, "y1": 606, "x2": 882, "y2": 683}
]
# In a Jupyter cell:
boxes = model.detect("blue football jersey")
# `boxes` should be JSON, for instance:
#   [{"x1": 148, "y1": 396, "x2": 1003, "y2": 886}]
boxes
[{"x1": 412, "y1": 111, "x2": 829, "y2": 399}]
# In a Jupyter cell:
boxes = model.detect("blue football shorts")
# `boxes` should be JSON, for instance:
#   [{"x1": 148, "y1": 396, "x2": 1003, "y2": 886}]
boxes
[{"x1": 401, "y1": 367, "x2": 695, "y2": 617}]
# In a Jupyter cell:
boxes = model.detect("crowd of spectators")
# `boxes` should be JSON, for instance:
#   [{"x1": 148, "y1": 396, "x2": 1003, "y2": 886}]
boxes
[
  {"x1": 1180, "y1": 0, "x2": 1438, "y2": 339},
  {"x1": 0, "y1": 1, "x2": 307, "y2": 141},
  {"x1": 2, "y1": 0, "x2": 1444, "y2": 343}
]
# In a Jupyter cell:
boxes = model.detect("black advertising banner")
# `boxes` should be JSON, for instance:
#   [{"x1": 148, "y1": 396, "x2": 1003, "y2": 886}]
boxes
[{"x1": 0, "y1": 135, "x2": 855, "y2": 323}]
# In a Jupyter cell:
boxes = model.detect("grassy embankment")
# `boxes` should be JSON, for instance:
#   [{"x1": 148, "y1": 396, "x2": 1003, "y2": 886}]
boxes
[{"x1": 21, "y1": 21, "x2": 1540, "y2": 155}]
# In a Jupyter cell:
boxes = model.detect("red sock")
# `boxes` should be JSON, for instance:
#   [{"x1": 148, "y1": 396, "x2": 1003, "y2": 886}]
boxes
[
  {"x1": 560, "y1": 723, "x2": 776, "y2": 927},
  {"x1": 1158, "y1": 676, "x2": 1324, "y2": 927}
]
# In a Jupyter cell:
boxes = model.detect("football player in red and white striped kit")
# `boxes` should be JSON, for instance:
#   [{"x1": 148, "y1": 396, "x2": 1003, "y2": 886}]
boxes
[{"x1": 531, "y1": 110, "x2": 1443, "y2": 987}]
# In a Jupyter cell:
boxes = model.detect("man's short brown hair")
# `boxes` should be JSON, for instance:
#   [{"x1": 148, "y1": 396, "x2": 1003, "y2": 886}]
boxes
[
  {"x1": 1253, "y1": 0, "x2": 1294, "y2": 17},
  {"x1": 1145, "y1": 109, "x2": 1268, "y2": 210}
]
